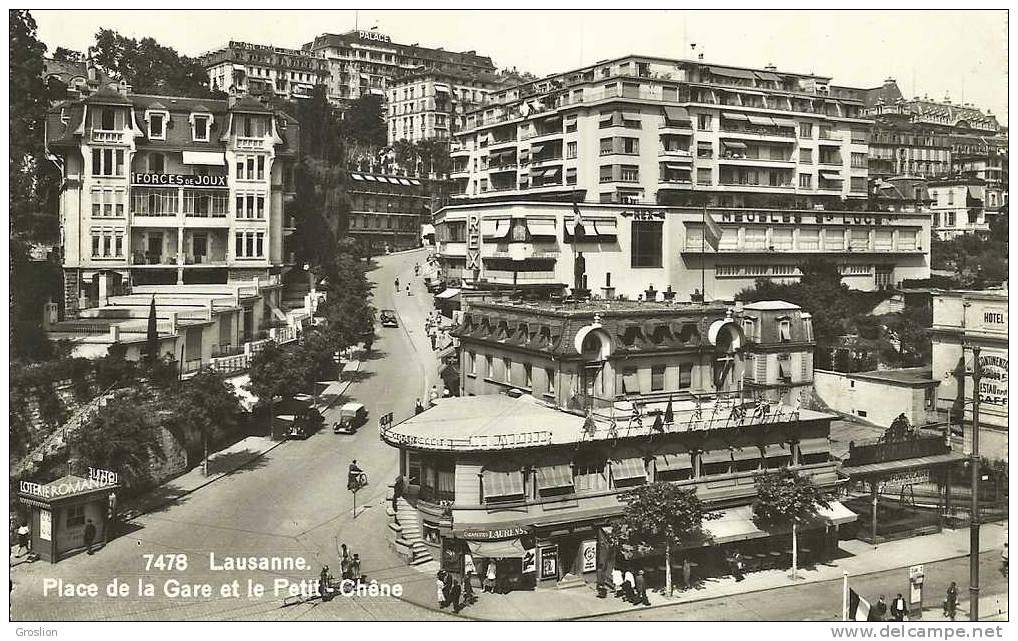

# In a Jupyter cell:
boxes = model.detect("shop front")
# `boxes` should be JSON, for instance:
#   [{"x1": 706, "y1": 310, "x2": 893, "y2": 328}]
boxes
[
  {"x1": 17, "y1": 474, "x2": 119, "y2": 563},
  {"x1": 441, "y1": 526, "x2": 538, "y2": 593}
]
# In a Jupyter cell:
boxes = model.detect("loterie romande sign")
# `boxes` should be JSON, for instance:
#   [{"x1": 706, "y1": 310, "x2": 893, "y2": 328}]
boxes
[{"x1": 20, "y1": 476, "x2": 117, "y2": 500}]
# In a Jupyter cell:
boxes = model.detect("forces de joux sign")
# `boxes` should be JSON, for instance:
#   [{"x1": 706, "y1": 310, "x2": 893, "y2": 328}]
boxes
[{"x1": 132, "y1": 173, "x2": 227, "y2": 187}]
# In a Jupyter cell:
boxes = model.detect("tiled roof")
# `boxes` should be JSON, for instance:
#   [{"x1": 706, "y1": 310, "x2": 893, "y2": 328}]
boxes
[
  {"x1": 85, "y1": 85, "x2": 133, "y2": 106},
  {"x1": 231, "y1": 94, "x2": 271, "y2": 113}
]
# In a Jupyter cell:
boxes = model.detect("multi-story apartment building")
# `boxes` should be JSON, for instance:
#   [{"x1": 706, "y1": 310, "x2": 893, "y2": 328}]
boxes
[
  {"x1": 303, "y1": 30, "x2": 496, "y2": 105},
  {"x1": 926, "y1": 176, "x2": 992, "y2": 238},
  {"x1": 200, "y1": 41, "x2": 330, "y2": 101},
  {"x1": 345, "y1": 170, "x2": 434, "y2": 253},
  {"x1": 44, "y1": 85, "x2": 312, "y2": 366},
  {"x1": 387, "y1": 69, "x2": 506, "y2": 144},
  {"x1": 383, "y1": 298, "x2": 854, "y2": 590},
  {"x1": 448, "y1": 55, "x2": 873, "y2": 208},
  {"x1": 739, "y1": 301, "x2": 814, "y2": 405},
  {"x1": 434, "y1": 201, "x2": 932, "y2": 301}
]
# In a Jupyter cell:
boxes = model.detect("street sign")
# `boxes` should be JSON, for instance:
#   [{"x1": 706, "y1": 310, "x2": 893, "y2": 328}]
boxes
[
  {"x1": 379, "y1": 412, "x2": 394, "y2": 429},
  {"x1": 908, "y1": 563, "x2": 924, "y2": 617}
]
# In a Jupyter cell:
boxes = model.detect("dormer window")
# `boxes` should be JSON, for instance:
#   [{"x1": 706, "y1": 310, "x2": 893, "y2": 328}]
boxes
[
  {"x1": 190, "y1": 114, "x2": 212, "y2": 142},
  {"x1": 149, "y1": 113, "x2": 164, "y2": 138},
  {"x1": 778, "y1": 318, "x2": 792, "y2": 343},
  {"x1": 101, "y1": 108, "x2": 116, "y2": 130}
]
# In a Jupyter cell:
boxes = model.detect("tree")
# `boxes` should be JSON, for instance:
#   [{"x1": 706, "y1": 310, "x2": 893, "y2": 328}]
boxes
[
  {"x1": 52, "y1": 46, "x2": 84, "y2": 62},
  {"x1": 145, "y1": 296, "x2": 158, "y2": 364},
  {"x1": 752, "y1": 468, "x2": 830, "y2": 578},
  {"x1": 69, "y1": 392, "x2": 165, "y2": 493},
  {"x1": 614, "y1": 482, "x2": 719, "y2": 596},
  {"x1": 91, "y1": 29, "x2": 213, "y2": 98},
  {"x1": 167, "y1": 369, "x2": 243, "y2": 475},
  {"x1": 247, "y1": 342, "x2": 304, "y2": 437},
  {"x1": 295, "y1": 86, "x2": 343, "y2": 163},
  {"x1": 343, "y1": 94, "x2": 387, "y2": 147}
]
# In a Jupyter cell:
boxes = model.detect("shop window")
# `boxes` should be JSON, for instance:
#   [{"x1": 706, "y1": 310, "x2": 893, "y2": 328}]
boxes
[
  {"x1": 524, "y1": 363, "x2": 533, "y2": 389},
  {"x1": 631, "y1": 221, "x2": 663, "y2": 268},
  {"x1": 699, "y1": 449, "x2": 732, "y2": 477},
  {"x1": 66, "y1": 504, "x2": 86, "y2": 528},
  {"x1": 678, "y1": 363, "x2": 693, "y2": 389},
  {"x1": 651, "y1": 365, "x2": 666, "y2": 391},
  {"x1": 573, "y1": 457, "x2": 608, "y2": 493}
]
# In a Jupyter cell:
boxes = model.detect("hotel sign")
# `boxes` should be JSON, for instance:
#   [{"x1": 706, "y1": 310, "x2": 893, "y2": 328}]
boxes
[
  {"x1": 132, "y1": 173, "x2": 227, "y2": 187},
  {"x1": 356, "y1": 30, "x2": 391, "y2": 43},
  {"x1": 978, "y1": 354, "x2": 1008, "y2": 407},
  {"x1": 719, "y1": 211, "x2": 895, "y2": 226}
]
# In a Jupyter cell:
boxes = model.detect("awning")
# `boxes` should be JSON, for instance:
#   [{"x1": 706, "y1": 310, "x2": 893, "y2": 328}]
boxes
[
  {"x1": 697, "y1": 140, "x2": 714, "y2": 147},
  {"x1": 664, "y1": 162, "x2": 691, "y2": 170},
  {"x1": 467, "y1": 538, "x2": 528, "y2": 558},
  {"x1": 820, "y1": 172, "x2": 843, "y2": 180},
  {"x1": 421, "y1": 223, "x2": 436, "y2": 236},
  {"x1": 762, "y1": 443, "x2": 791, "y2": 459},
  {"x1": 755, "y1": 71, "x2": 782, "y2": 82},
  {"x1": 656, "y1": 452, "x2": 693, "y2": 472},
  {"x1": 480, "y1": 219, "x2": 511, "y2": 238},
  {"x1": 731, "y1": 447, "x2": 761, "y2": 462},
  {"x1": 435, "y1": 287, "x2": 460, "y2": 300},
  {"x1": 723, "y1": 112, "x2": 750, "y2": 121},
  {"x1": 482, "y1": 468, "x2": 524, "y2": 498},
  {"x1": 723, "y1": 140, "x2": 748, "y2": 150},
  {"x1": 663, "y1": 106, "x2": 690, "y2": 123},
  {"x1": 543, "y1": 167, "x2": 562, "y2": 178},
  {"x1": 530, "y1": 144, "x2": 546, "y2": 155},
  {"x1": 701, "y1": 449, "x2": 732, "y2": 464},
  {"x1": 526, "y1": 219, "x2": 557, "y2": 237},
  {"x1": 611, "y1": 458, "x2": 647, "y2": 481},
  {"x1": 706, "y1": 505, "x2": 769, "y2": 545},
  {"x1": 408, "y1": 179, "x2": 421, "y2": 186},
  {"x1": 599, "y1": 113, "x2": 615, "y2": 124},
  {"x1": 622, "y1": 108, "x2": 641, "y2": 118},
  {"x1": 398, "y1": 178, "x2": 413, "y2": 186},
  {"x1": 435, "y1": 85, "x2": 450, "y2": 93},
  {"x1": 536, "y1": 464, "x2": 574, "y2": 490},
  {"x1": 362, "y1": 175, "x2": 377, "y2": 181},
  {"x1": 778, "y1": 359, "x2": 792, "y2": 379},
  {"x1": 816, "y1": 501, "x2": 857, "y2": 526},
  {"x1": 232, "y1": 64, "x2": 246, "y2": 72},
  {"x1": 593, "y1": 219, "x2": 618, "y2": 236},
  {"x1": 710, "y1": 66, "x2": 758, "y2": 80},
  {"x1": 182, "y1": 151, "x2": 226, "y2": 166},
  {"x1": 350, "y1": 173, "x2": 365, "y2": 181},
  {"x1": 748, "y1": 115, "x2": 775, "y2": 126},
  {"x1": 771, "y1": 117, "x2": 797, "y2": 128},
  {"x1": 622, "y1": 371, "x2": 640, "y2": 393},
  {"x1": 798, "y1": 438, "x2": 831, "y2": 456}
]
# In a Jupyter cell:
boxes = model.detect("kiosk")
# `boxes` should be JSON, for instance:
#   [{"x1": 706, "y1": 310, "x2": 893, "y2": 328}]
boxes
[{"x1": 17, "y1": 474, "x2": 119, "y2": 563}]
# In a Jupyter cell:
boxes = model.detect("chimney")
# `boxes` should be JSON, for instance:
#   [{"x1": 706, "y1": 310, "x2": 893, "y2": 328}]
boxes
[
  {"x1": 884, "y1": 77, "x2": 896, "y2": 87},
  {"x1": 765, "y1": 63, "x2": 777, "y2": 71}
]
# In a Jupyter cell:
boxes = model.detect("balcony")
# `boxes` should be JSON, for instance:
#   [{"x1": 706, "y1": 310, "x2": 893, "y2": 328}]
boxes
[
  {"x1": 718, "y1": 154, "x2": 795, "y2": 167},
  {"x1": 488, "y1": 163, "x2": 518, "y2": 174},
  {"x1": 91, "y1": 129, "x2": 127, "y2": 144},
  {"x1": 130, "y1": 251, "x2": 177, "y2": 267},
  {"x1": 482, "y1": 270, "x2": 559, "y2": 284},
  {"x1": 719, "y1": 127, "x2": 796, "y2": 142},
  {"x1": 182, "y1": 254, "x2": 227, "y2": 266},
  {"x1": 489, "y1": 137, "x2": 518, "y2": 150},
  {"x1": 235, "y1": 136, "x2": 266, "y2": 151},
  {"x1": 659, "y1": 147, "x2": 693, "y2": 159},
  {"x1": 530, "y1": 154, "x2": 563, "y2": 167}
]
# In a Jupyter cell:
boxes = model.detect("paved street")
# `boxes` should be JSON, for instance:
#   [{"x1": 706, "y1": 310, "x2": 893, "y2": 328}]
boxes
[{"x1": 11, "y1": 249, "x2": 452, "y2": 622}]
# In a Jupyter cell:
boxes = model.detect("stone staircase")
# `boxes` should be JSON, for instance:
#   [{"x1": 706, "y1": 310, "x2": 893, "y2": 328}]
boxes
[{"x1": 387, "y1": 494, "x2": 435, "y2": 568}]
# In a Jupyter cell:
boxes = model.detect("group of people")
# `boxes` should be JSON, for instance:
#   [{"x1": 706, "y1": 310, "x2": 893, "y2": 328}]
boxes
[
  {"x1": 610, "y1": 567, "x2": 650, "y2": 606},
  {"x1": 436, "y1": 560, "x2": 478, "y2": 613}
]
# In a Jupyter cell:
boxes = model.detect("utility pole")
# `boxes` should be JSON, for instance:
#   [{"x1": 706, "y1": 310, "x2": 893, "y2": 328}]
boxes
[{"x1": 969, "y1": 345, "x2": 981, "y2": 621}]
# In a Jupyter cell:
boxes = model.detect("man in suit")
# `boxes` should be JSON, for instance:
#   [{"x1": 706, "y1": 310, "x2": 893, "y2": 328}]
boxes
[
  {"x1": 891, "y1": 593, "x2": 908, "y2": 621},
  {"x1": 633, "y1": 570, "x2": 650, "y2": 606}
]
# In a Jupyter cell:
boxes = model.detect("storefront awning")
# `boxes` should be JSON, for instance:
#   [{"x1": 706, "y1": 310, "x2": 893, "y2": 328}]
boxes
[
  {"x1": 701, "y1": 449, "x2": 732, "y2": 464},
  {"x1": 480, "y1": 218, "x2": 512, "y2": 238},
  {"x1": 816, "y1": 501, "x2": 857, "y2": 526},
  {"x1": 182, "y1": 151, "x2": 226, "y2": 166},
  {"x1": 435, "y1": 287, "x2": 460, "y2": 300},
  {"x1": 656, "y1": 452, "x2": 692, "y2": 472},
  {"x1": 526, "y1": 219, "x2": 557, "y2": 237},
  {"x1": 748, "y1": 115, "x2": 775, "y2": 126},
  {"x1": 723, "y1": 112, "x2": 749, "y2": 121},
  {"x1": 482, "y1": 468, "x2": 524, "y2": 498},
  {"x1": 663, "y1": 106, "x2": 691, "y2": 124},
  {"x1": 350, "y1": 173, "x2": 365, "y2": 181},
  {"x1": 722, "y1": 140, "x2": 748, "y2": 150},
  {"x1": 536, "y1": 464, "x2": 573, "y2": 490},
  {"x1": 706, "y1": 505, "x2": 769, "y2": 545},
  {"x1": 798, "y1": 438, "x2": 831, "y2": 456},
  {"x1": 611, "y1": 458, "x2": 647, "y2": 481},
  {"x1": 467, "y1": 538, "x2": 527, "y2": 558}
]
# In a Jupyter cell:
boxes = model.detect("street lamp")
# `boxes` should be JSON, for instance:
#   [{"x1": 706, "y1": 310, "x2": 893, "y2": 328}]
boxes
[{"x1": 967, "y1": 345, "x2": 982, "y2": 621}]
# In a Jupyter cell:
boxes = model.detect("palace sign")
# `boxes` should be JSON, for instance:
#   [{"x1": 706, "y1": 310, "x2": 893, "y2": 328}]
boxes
[{"x1": 132, "y1": 173, "x2": 227, "y2": 187}]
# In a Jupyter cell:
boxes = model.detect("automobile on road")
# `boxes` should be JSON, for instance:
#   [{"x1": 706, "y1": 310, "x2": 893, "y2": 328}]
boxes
[
  {"x1": 334, "y1": 402, "x2": 368, "y2": 434},
  {"x1": 380, "y1": 309, "x2": 399, "y2": 327},
  {"x1": 289, "y1": 407, "x2": 325, "y2": 439}
]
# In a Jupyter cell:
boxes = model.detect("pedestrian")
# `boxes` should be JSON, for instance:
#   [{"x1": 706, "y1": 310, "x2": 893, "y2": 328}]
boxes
[
  {"x1": 891, "y1": 593, "x2": 908, "y2": 621},
  {"x1": 870, "y1": 595, "x2": 888, "y2": 622},
  {"x1": 429, "y1": 385, "x2": 440, "y2": 407},
  {"x1": 682, "y1": 557, "x2": 692, "y2": 589},
  {"x1": 462, "y1": 567, "x2": 476, "y2": 606},
  {"x1": 320, "y1": 565, "x2": 330, "y2": 596},
  {"x1": 406, "y1": 284, "x2": 412, "y2": 296},
  {"x1": 436, "y1": 571, "x2": 448, "y2": 608},
  {"x1": 450, "y1": 578, "x2": 463, "y2": 613},
  {"x1": 611, "y1": 567, "x2": 624, "y2": 597},
  {"x1": 623, "y1": 568, "x2": 636, "y2": 603},
  {"x1": 394, "y1": 278, "x2": 400, "y2": 292},
  {"x1": 415, "y1": 398, "x2": 425, "y2": 415},
  {"x1": 730, "y1": 549, "x2": 745, "y2": 582},
  {"x1": 340, "y1": 544, "x2": 351, "y2": 580},
  {"x1": 484, "y1": 561, "x2": 496, "y2": 593},
  {"x1": 107, "y1": 492, "x2": 118, "y2": 539},
  {"x1": 634, "y1": 570, "x2": 649, "y2": 606},
  {"x1": 83, "y1": 519, "x2": 97, "y2": 555},
  {"x1": 392, "y1": 475, "x2": 405, "y2": 513},
  {"x1": 944, "y1": 581, "x2": 959, "y2": 621},
  {"x1": 15, "y1": 522, "x2": 30, "y2": 557},
  {"x1": 350, "y1": 553, "x2": 361, "y2": 584}
]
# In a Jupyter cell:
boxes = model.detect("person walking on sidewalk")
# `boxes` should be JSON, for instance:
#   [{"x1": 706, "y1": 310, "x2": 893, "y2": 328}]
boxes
[
  {"x1": 944, "y1": 582, "x2": 959, "y2": 621},
  {"x1": 429, "y1": 385, "x2": 440, "y2": 408},
  {"x1": 870, "y1": 595, "x2": 888, "y2": 622},
  {"x1": 349, "y1": 554, "x2": 362, "y2": 584},
  {"x1": 449, "y1": 578, "x2": 462, "y2": 613},
  {"x1": 436, "y1": 571, "x2": 448, "y2": 608},
  {"x1": 406, "y1": 284, "x2": 412, "y2": 296},
  {"x1": 415, "y1": 398, "x2": 425, "y2": 415},
  {"x1": 83, "y1": 519, "x2": 97, "y2": 555},
  {"x1": 634, "y1": 570, "x2": 649, "y2": 606},
  {"x1": 340, "y1": 544, "x2": 351, "y2": 580},
  {"x1": 14, "y1": 522, "x2": 30, "y2": 557},
  {"x1": 394, "y1": 278, "x2": 400, "y2": 293},
  {"x1": 483, "y1": 561, "x2": 496, "y2": 593},
  {"x1": 891, "y1": 593, "x2": 908, "y2": 621}
]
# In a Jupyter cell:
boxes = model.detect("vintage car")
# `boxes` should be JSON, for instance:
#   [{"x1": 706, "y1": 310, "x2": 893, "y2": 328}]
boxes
[
  {"x1": 288, "y1": 407, "x2": 324, "y2": 440},
  {"x1": 379, "y1": 309, "x2": 399, "y2": 328},
  {"x1": 334, "y1": 402, "x2": 368, "y2": 434}
]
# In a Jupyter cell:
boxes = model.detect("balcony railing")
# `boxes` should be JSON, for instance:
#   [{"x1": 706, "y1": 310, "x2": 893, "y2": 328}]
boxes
[
  {"x1": 483, "y1": 270, "x2": 558, "y2": 283},
  {"x1": 844, "y1": 433, "x2": 950, "y2": 467},
  {"x1": 236, "y1": 136, "x2": 266, "y2": 150},
  {"x1": 91, "y1": 130, "x2": 126, "y2": 144}
]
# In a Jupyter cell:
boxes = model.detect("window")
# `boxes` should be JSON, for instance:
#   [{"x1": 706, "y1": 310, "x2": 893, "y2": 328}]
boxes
[
  {"x1": 599, "y1": 165, "x2": 613, "y2": 183},
  {"x1": 566, "y1": 167, "x2": 577, "y2": 186},
  {"x1": 799, "y1": 122, "x2": 813, "y2": 138},
  {"x1": 90, "y1": 228, "x2": 124, "y2": 258},
  {"x1": 678, "y1": 363, "x2": 693, "y2": 389},
  {"x1": 66, "y1": 504, "x2": 86, "y2": 528},
  {"x1": 622, "y1": 137, "x2": 639, "y2": 154},
  {"x1": 256, "y1": 156, "x2": 265, "y2": 180},
  {"x1": 851, "y1": 152, "x2": 866, "y2": 168},
  {"x1": 546, "y1": 368, "x2": 555, "y2": 394},
  {"x1": 696, "y1": 168, "x2": 712, "y2": 185},
  {"x1": 651, "y1": 365, "x2": 665, "y2": 391},
  {"x1": 697, "y1": 114, "x2": 712, "y2": 131},
  {"x1": 620, "y1": 165, "x2": 639, "y2": 182},
  {"x1": 799, "y1": 148, "x2": 812, "y2": 164},
  {"x1": 573, "y1": 458, "x2": 608, "y2": 493},
  {"x1": 91, "y1": 148, "x2": 125, "y2": 176},
  {"x1": 192, "y1": 115, "x2": 210, "y2": 142},
  {"x1": 502, "y1": 357, "x2": 511, "y2": 384},
  {"x1": 148, "y1": 113, "x2": 165, "y2": 139},
  {"x1": 779, "y1": 319, "x2": 792, "y2": 342},
  {"x1": 467, "y1": 351, "x2": 476, "y2": 376},
  {"x1": 600, "y1": 137, "x2": 613, "y2": 156},
  {"x1": 566, "y1": 141, "x2": 577, "y2": 159},
  {"x1": 524, "y1": 363, "x2": 533, "y2": 388},
  {"x1": 798, "y1": 229, "x2": 820, "y2": 250},
  {"x1": 234, "y1": 231, "x2": 265, "y2": 258},
  {"x1": 631, "y1": 221, "x2": 663, "y2": 268},
  {"x1": 565, "y1": 117, "x2": 577, "y2": 133},
  {"x1": 486, "y1": 355, "x2": 493, "y2": 377},
  {"x1": 947, "y1": 190, "x2": 954, "y2": 206}
]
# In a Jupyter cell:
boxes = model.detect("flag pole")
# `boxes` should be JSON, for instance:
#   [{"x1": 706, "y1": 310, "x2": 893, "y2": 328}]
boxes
[
  {"x1": 701, "y1": 204, "x2": 706, "y2": 302},
  {"x1": 842, "y1": 571, "x2": 849, "y2": 622}
]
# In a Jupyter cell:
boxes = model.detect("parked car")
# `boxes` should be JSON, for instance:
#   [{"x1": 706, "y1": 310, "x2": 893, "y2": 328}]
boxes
[
  {"x1": 379, "y1": 309, "x2": 398, "y2": 328},
  {"x1": 334, "y1": 402, "x2": 368, "y2": 434},
  {"x1": 425, "y1": 277, "x2": 446, "y2": 294},
  {"x1": 289, "y1": 407, "x2": 324, "y2": 439}
]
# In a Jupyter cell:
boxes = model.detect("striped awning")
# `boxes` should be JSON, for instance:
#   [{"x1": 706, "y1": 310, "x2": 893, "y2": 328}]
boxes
[
  {"x1": 612, "y1": 458, "x2": 647, "y2": 481},
  {"x1": 536, "y1": 464, "x2": 573, "y2": 490},
  {"x1": 723, "y1": 112, "x2": 749, "y2": 121},
  {"x1": 482, "y1": 468, "x2": 524, "y2": 498},
  {"x1": 748, "y1": 115, "x2": 775, "y2": 126},
  {"x1": 771, "y1": 117, "x2": 797, "y2": 128},
  {"x1": 700, "y1": 448, "x2": 733, "y2": 464},
  {"x1": 656, "y1": 452, "x2": 693, "y2": 472},
  {"x1": 723, "y1": 140, "x2": 748, "y2": 150},
  {"x1": 797, "y1": 438, "x2": 831, "y2": 456}
]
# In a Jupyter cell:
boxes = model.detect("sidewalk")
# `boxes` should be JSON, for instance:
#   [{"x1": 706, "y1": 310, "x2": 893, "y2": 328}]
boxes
[{"x1": 389, "y1": 520, "x2": 1008, "y2": 621}]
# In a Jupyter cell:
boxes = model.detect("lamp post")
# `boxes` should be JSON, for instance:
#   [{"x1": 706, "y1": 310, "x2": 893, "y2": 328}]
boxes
[{"x1": 968, "y1": 345, "x2": 982, "y2": 621}]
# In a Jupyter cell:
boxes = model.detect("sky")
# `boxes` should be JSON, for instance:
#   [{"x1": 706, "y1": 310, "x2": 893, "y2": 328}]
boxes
[{"x1": 31, "y1": 8, "x2": 1008, "y2": 125}]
